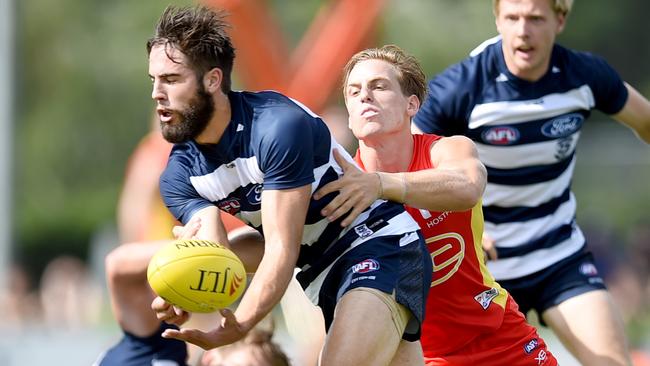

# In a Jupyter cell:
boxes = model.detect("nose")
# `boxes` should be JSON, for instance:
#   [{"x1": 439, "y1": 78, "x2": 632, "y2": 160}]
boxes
[
  {"x1": 151, "y1": 80, "x2": 166, "y2": 101},
  {"x1": 515, "y1": 18, "x2": 530, "y2": 38},
  {"x1": 359, "y1": 86, "x2": 372, "y2": 103}
]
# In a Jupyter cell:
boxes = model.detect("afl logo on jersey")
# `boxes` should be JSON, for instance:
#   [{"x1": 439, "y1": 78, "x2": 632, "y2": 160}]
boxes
[
  {"x1": 481, "y1": 126, "x2": 520, "y2": 145},
  {"x1": 352, "y1": 259, "x2": 380, "y2": 274},
  {"x1": 541, "y1": 113, "x2": 583, "y2": 138}
]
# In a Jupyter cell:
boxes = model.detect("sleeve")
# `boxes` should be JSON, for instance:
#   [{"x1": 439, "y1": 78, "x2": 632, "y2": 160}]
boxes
[
  {"x1": 159, "y1": 162, "x2": 213, "y2": 225},
  {"x1": 413, "y1": 62, "x2": 472, "y2": 136},
  {"x1": 255, "y1": 109, "x2": 316, "y2": 190},
  {"x1": 584, "y1": 53, "x2": 628, "y2": 115}
]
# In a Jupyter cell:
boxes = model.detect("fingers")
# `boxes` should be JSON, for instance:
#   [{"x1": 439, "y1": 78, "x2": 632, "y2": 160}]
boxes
[
  {"x1": 172, "y1": 216, "x2": 202, "y2": 239},
  {"x1": 313, "y1": 180, "x2": 341, "y2": 200},
  {"x1": 481, "y1": 234, "x2": 498, "y2": 261},
  {"x1": 219, "y1": 308, "x2": 237, "y2": 327},
  {"x1": 151, "y1": 296, "x2": 171, "y2": 312},
  {"x1": 333, "y1": 149, "x2": 364, "y2": 175},
  {"x1": 151, "y1": 296, "x2": 190, "y2": 326},
  {"x1": 324, "y1": 198, "x2": 355, "y2": 224},
  {"x1": 332, "y1": 149, "x2": 351, "y2": 171},
  {"x1": 340, "y1": 204, "x2": 367, "y2": 227},
  {"x1": 162, "y1": 327, "x2": 211, "y2": 349}
]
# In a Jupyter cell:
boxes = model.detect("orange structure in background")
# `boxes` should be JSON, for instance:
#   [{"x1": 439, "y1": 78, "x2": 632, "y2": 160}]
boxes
[
  {"x1": 122, "y1": 0, "x2": 386, "y2": 241},
  {"x1": 204, "y1": 0, "x2": 385, "y2": 112}
]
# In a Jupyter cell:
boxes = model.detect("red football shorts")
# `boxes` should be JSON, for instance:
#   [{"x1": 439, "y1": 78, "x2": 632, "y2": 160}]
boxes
[{"x1": 424, "y1": 296, "x2": 557, "y2": 366}]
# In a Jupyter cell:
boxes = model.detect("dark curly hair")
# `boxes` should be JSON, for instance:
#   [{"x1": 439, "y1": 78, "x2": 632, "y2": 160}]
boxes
[{"x1": 146, "y1": 5, "x2": 236, "y2": 93}]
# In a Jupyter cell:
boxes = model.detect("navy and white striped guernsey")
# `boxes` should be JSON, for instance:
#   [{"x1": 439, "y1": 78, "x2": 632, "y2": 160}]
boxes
[
  {"x1": 160, "y1": 90, "x2": 420, "y2": 302},
  {"x1": 413, "y1": 37, "x2": 628, "y2": 280}
]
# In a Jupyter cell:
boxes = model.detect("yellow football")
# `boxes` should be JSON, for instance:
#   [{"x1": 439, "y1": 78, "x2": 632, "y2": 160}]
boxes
[{"x1": 147, "y1": 239, "x2": 247, "y2": 313}]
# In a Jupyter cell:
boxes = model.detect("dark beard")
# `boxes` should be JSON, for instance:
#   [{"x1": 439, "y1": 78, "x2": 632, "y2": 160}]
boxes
[{"x1": 161, "y1": 87, "x2": 214, "y2": 143}]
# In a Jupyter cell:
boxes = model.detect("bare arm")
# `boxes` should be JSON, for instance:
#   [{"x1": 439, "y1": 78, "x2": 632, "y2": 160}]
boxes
[
  {"x1": 400, "y1": 135, "x2": 486, "y2": 211},
  {"x1": 315, "y1": 138, "x2": 486, "y2": 226},
  {"x1": 159, "y1": 184, "x2": 310, "y2": 349},
  {"x1": 190, "y1": 205, "x2": 230, "y2": 246},
  {"x1": 234, "y1": 185, "x2": 309, "y2": 331},
  {"x1": 612, "y1": 83, "x2": 650, "y2": 143}
]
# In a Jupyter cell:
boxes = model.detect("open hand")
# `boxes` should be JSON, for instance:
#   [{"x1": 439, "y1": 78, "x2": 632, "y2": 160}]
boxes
[
  {"x1": 161, "y1": 308, "x2": 247, "y2": 350},
  {"x1": 313, "y1": 149, "x2": 382, "y2": 227}
]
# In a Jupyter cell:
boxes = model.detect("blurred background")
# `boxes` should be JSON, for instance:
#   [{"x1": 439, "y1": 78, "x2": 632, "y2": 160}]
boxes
[{"x1": 1, "y1": 0, "x2": 648, "y2": 364}]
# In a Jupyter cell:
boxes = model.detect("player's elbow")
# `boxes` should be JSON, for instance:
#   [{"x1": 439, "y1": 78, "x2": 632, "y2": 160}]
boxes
[
  {"x1": 452, "y1": 184, "x2": 483, "y2": 211},
  {"x1": 455, "y1": 166, "x2": 486, "y2": 210},
  {"x1": 105, "y1": 243, "x2": 150, "y2": 285}
]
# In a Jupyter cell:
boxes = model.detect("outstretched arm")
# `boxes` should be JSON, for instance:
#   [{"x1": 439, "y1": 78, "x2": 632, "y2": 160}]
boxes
[
  {"x1": 159, "y1": 184, "x2": 310, "y2": 350},
  {"x1": 612, "y1": 83, "x2": 650, "y2": 143},
  {"x1": 315, "y1": 137, "x2": 486, "y2": 226}
]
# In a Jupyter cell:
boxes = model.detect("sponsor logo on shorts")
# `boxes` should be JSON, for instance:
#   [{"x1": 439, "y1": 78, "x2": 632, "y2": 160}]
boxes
[
  {"x1": 353, "y1": 224, "x2": 374, "y2": 239},
  {"x1": 535, "y1": 349, "x2": 548, "y2": 365},
  {"x1": 352, "y1": 259, "x2": 380, "y2": 274},
  {"x1": 482, "y1": 126, "x2": 520, "y2": 145},
  {"x1": 541, "y1": 113, "x2": 583, "y2": 138},
  {"x1": 579, "y1": 262, "x2": 599, "y2": 276},
  {"x1": 523, "y1": 338, "x2": 539, "y2": 354},
  {"x1": 473, "y1": 287, "x2": 499, "y2": 310}
]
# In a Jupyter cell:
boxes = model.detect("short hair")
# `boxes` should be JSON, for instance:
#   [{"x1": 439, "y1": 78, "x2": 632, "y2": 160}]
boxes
[
  {"x1": 146, "y1": 5, "x2": 236, "y2": 93},
  {"x1": 342, "y1": 44, "x2": 427, "y2": 104},
  {"x1": 492, "y1": 0, "x2": 573, "y2": 17}
]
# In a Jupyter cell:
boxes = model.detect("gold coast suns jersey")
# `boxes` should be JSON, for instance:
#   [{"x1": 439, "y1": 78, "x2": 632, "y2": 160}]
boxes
[{"x1": 356, "y1": 133, "x2": 510, "y2": 355}]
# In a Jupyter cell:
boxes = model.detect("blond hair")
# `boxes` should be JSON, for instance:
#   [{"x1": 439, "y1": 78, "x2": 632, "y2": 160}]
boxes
[
  {"x1": 342, "y1": 44, "x2": 427, "y2": 103},
  {"x1": 492, "y1": 0, "x2": 573, "y2": 16}
]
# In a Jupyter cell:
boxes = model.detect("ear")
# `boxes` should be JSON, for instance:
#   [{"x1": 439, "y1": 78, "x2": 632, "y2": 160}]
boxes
[
  {"x1": 406, "y1": 95, "x2": 420, "y2": 118},
  {"x1": 556, "y1": 12, "x2": 567, "y2": 34},
  {"x1": 203, "y1": 67, "x2": 223, "y2": 94}
]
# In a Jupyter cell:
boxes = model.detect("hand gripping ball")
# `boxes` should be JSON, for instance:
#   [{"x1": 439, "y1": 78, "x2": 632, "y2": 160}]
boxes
[{"x1": 147, "y1": 239, "x2": 247, "y2": 313}]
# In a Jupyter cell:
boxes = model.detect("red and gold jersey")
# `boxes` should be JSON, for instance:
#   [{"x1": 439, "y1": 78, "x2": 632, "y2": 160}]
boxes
[{"x1": 356, "y1": 133, "x2": 510, "y2": 356}]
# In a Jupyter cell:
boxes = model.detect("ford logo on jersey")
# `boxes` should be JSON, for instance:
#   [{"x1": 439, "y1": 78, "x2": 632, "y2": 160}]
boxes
[
  {"x1": 541, "y1": 113, "x2": 583, "y2": 138},
  {"x1": 352, "y1": 259, "x2": 380, "y2": 274},
  {"x1": 481, "y1": 126, "x2": 520, "y2": 145},
  {"x1": 245, "y1": 184, "x2": 263, "y2": 205}
]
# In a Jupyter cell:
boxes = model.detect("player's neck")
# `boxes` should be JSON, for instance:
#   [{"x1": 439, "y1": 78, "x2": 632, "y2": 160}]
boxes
[
  {"x1": 358, "y1": 132, "x2": 413, "y2": 173},
  {"x1": 195, "y1": 92, "x2": 232, "y2": 144}
]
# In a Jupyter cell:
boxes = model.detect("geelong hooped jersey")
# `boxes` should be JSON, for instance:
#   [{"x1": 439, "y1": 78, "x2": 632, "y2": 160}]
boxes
[
  {"x1": 355, "y1": 134, "x2": 509, "y2": 355},
  {"x1": 413, "y1": 37, "x2": 628, "y2": 279},
  {"x1": 160, "y1": 91, "x2": 420, "y2": 299}
]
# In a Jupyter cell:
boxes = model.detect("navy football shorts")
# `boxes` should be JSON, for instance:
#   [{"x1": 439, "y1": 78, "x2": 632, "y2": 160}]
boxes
[
  {"x1": 498, "y1": 249, "x2": 607, "y2": 325},
  {"x1": 94, "y1": 322, "x2": 187, "y2": 366},
  {"x1": 315, "y1": 231, "x2": 432, "y2": 342}
]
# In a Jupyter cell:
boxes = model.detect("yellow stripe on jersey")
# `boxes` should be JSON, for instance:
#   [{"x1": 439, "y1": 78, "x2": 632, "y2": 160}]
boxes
[{"x1": 471, "y1": 200, "x2": 508, "y2": 309}]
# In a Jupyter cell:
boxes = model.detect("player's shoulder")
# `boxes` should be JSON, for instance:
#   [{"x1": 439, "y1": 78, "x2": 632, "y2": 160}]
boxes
[
  {"x1": 162, "y1": 142, "x2": 200, "y2": 178},
  {"x1": 553, "y1": 43, "x2": 613, "y2": 73},
  {"x1": 237, "y1": 90, "x2": 313, "y2": 115},
  {"x1": 236, "y1": 91, "x2": 321, "y2": 141}
]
